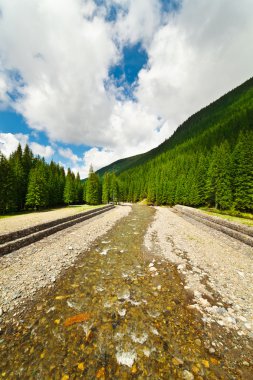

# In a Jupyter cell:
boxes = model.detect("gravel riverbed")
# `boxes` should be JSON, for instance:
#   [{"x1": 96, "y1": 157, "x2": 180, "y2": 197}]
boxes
[
  {"x1": 0, "y1": 205, "x2": 131, "y2": 317},
  {"x1": 1, "y1": 204, "x2": 253, "y2": 340},
  {"x1": 144, "y1": 207, "x2": 253, "y2": 339}
]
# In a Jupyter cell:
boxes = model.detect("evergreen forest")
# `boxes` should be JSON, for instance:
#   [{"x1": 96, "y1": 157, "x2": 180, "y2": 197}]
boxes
[
  {"x1": 101, "y1": 77, "x2": 253, "y2": 212},
  {"x1": 1, "y1": 77, "x2": 253, "y2": 214},
  {"x1": 0, "y1": 146, "x2": 117, "y2": 214}
]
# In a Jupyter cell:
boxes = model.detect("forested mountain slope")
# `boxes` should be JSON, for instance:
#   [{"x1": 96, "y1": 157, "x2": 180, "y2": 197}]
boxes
[
  {"x1": 102, "y1": 77, "x2": 253, "y2": 211},
  {"x1": 98, "y1": 77, "x2": 253, "y2": 177}
]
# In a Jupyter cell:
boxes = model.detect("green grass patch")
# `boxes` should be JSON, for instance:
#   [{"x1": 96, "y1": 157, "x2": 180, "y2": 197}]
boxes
[
  {"x1": 0, "y1": 204, "x2": 105, "y2": 220},
  {"x1": 200, "y1": 207, "x2": 253, "y2": 227}
]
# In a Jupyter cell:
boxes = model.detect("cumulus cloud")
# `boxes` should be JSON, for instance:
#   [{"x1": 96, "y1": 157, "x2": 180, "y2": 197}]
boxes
[
  {"x1": 111, "y1": 0, "x2": 162, "y2": 47},
  {"x1": 30, "y1": 142, "x2": 54, "y2": 158},
  {"x1": 0, "y1": 132, "x2": 54, "y2": 159},
  {"x1": 0, "y1": 0, "x2": 253, "y2": 176},
  {"x1": 0, "y1": 0, "x2": 117, "y2": 146},
  {"x1": 58, "y1": 147, "x2": 81, "y2": 163},
  {"x1": 0, "y1": 132, "x2": 28, "y2": 157},
  {"x1": 137, "y1": 0, "x2": 253, "y2": 127}
]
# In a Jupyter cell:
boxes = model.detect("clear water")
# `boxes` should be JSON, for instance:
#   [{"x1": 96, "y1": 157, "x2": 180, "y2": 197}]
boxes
[{"x1": 0, "y1": 205, "x2": 250, "y2": 379}]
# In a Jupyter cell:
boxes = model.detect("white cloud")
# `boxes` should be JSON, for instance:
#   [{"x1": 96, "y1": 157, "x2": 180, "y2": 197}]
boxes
[
  {"x1": 0, "y1": 0, "x2": 253, "y2": 176},
  {"x1": 137, "y1": 0, "x2": 253, "y2": 127},
  {"x1": 112, "y1": 0, "x2": 162, "y2": 47},
  {"x1": 58, "y1": 147, "x2": 81, "y2": 163},
  {"x1": 0, "y1": 0, "x2": 117, "y2": 146},
  {"x1": 0, "y1": 132, "x2": 29, "y2": 157},
  {"x1": 30, "y1": 142, "x2": 54, "y2": 158},
  {"x1": 0, "y1": 132, "x2": 54, "y2": 159}
]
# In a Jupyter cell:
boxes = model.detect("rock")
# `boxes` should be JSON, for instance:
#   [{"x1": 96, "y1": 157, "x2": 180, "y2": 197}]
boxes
[
  {"x1": 68, "y1": 246, "x2": 73, "y2": 250},
  {"x1": 238, "y1": 316, "x2": 247, "y2": 322},
  {"x1": 64, "y1": 312, "x2": 91, "y2": 327},
  {"x1": 172, "y1": 357, "x2": 184, "y2": 366},
  {"x1": 182, "y1": 370, "x2": 194, "y2": 380},
  {"x1": 77, "y1": 362, "x2": 85, "y2": 371},
  {"x1": 201, "y1": 360, "x2": 209, "y2": 368},
  {"x1": 209, "y1": 347, "x2": 215, "y2": 354},
  {"x1": 216, "y1": 307, "x2": 227, "y2": 315},
  {"x1": 195, "y1": 339, "x2": 201, "y2": 347},
  {"x1": 243, "y1": 361, "x2": 249, "y2": 367}
]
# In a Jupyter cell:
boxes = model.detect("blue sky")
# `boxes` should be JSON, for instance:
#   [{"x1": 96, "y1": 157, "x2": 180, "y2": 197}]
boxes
[{"x1": 0, "y1": 0, "x2": 253, "y2": 177}]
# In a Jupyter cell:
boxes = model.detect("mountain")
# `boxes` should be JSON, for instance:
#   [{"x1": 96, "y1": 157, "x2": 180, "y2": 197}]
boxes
[
  {"x1": 99, "y1": 77, "x2": 253, "y2": 211},
  {"x1": 97, "y1": 77, "x2": 253, "y2": 176}
]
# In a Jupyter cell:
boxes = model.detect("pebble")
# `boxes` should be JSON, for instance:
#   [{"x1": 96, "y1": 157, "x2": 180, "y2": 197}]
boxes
[
  {"x1": 0, "y1": 308, "x2": 3, "y2": 317},
  {"x1": 243, "y1": 361, "x2": 249, "y2": 367},
  {"x1": 182, "y1": 370, "x2": 194, "y2": 380},
  {"x1": 209, "y1": 347, "x2": 215, "y2": 354},
  {"x1": 172, "y1": 357, "x2": 184, "y2": 366},
  {"x1": 195, "y1": 339, "x2": 201, "y2": 347}
]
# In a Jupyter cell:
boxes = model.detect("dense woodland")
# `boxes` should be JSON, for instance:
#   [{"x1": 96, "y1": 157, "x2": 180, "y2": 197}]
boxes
[
  {"x1": 101, "y1": 77, "x2": 253, "y2": 212},
  {"x1": 0, "y1": 145, "x2": 116, "y2": 214},
  {"x1": 0, "y1": 77, "x2": 253, "y2": 214}
]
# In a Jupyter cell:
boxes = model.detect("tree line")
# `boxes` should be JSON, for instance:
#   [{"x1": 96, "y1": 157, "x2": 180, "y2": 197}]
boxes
[
  {"x1": 115, "y1": 130, "x2": 253, "y2": 212},
  {"x1": 0, "y1": 146, "x2": 119, "y2": 214}
]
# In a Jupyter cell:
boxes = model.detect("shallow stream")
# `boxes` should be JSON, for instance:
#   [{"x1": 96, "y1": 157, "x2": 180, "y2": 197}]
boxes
[{"x1": 0, "y1": 205, "x2": 246, "y2": 379}]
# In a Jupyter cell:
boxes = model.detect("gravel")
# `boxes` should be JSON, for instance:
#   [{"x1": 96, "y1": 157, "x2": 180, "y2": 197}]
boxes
[
  {"x1": 144, "y1": 206, "x2": 253, "y2": 338},
  {"x1": 0, "y1": 205, "x2": 131, "y2": 316},
  {"x1": 0, "y1": 206, "x2": 104, "y2": 235}
]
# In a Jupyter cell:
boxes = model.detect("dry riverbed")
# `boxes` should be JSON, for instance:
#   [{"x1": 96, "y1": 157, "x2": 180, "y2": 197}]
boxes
[
  {"x1": 0, "y1": 205, "x2": 131, "y2": 317},
  {"x1": 145, "y1": 207, "x2": 253, "y2": 338},
  {"x1": 0, "y1": 204, "x2": 252, "y2": 378}
]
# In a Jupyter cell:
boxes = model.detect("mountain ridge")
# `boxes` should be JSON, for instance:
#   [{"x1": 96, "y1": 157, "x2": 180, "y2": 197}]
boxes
[{"x1": 96, "y1": 76, "x2": 253, "y2": 177}]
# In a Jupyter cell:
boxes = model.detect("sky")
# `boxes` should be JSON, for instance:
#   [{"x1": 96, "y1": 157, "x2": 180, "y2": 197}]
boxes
[{"x1": 0, "y1": 0, "x2": 253, "y2": 178}]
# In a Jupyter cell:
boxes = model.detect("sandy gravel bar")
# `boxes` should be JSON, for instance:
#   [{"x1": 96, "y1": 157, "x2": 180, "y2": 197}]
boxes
[
  {"x1": 144, "y1": 206, "x2": 253, "y2": 338},
  {"x1": 0, "y1": 205, "x2": 131, "y2": 317},
  {"x1": 0, "y1": 206, "x2": 104, "y2": 235}
]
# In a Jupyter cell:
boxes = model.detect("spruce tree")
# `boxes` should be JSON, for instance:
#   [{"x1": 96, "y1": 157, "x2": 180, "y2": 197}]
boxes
[
  {"x1": 232, "y1": 132, "x2": 253, "y2": 211},
  {"x1": 64, "y1": 169, "x2": 75, "y2": 205},
  {"x1": 86, "y1": 165, "x2": 101, "y2": 205},
  {"x1": 26, "y1": 162, "x2": 49, "y2": 210},
  {"x1": 102, "y1": 172, "x2": 110, "y2": 204}
]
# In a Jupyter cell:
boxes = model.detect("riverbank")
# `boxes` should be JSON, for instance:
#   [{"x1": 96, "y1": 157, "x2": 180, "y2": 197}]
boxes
[
  {"x1": 0, "y1": 205, "x2": 104, "y2": 235},
  {"x1": 0, "y1": 205, "x2": 131, "y2": 317},
  {"x1": 144, "y1": 206, "x2": 253, "y2": 338}
]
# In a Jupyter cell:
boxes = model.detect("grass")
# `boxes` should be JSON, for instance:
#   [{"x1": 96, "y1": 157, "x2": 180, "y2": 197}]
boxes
[
  {"x1": 200, "y1": 207, "x2": 253, "y2": 227},
  {"x1": 0, "y1": 204, "x2": 104, "y2": 220}
]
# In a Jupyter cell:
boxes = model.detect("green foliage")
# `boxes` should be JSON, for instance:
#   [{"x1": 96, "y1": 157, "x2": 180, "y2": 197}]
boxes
[
  {"x1": 86, "y1": 166, "x2": 101, "y2": 205},
  {"x1": 108, "y1": 77, "x2": 253, "y2": 212},
  {"x1": 0, "y1": 144, "x2": 84, "y2": 214},
  {"x1": 232, "y1": 131, "x2": 253, "y2": 211},
  {"x1": 64, "y1": 169, "x2": 76, "y2": 205},
  {"x1": 26, "y1": 162, "x2": 49, "y2": 210}
]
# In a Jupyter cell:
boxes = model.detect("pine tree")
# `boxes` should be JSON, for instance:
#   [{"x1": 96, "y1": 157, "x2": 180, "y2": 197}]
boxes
[
  {"x1": 215, "y1": 143, "x2": 233, "y2": 210},
  {"x1": 0, "y1": 153, "x2": 15, "y2": 213},
  {"x1": 9, "y1": 144, "x2": 26, "y2": 210},
  {"x1": 64, "y1": 169, "x2": 75, "y2": 205},
  {"x1": 75, "y1": 172, "x2": 83, "y2": 204},
  {"x1": 86, "y1": 165, "x2": 101, "y2": 205},
  {"x1": 102, "y1": 172, "x2": 110, "y2": 204},
  {"x1": 26, "y1": 162, "x2": 49, "y2": 210},
  {"x1": 232, "y1": 132, "x2": 253, "y2": 211},
  {"x1": 110, "y1": 172, "x2": 119, "y2": 203}
]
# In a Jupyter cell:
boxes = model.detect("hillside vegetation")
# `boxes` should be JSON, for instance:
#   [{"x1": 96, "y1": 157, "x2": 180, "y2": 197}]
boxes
[{"x1": 101, "y1": 77, "x2": 253, "y2": 211}]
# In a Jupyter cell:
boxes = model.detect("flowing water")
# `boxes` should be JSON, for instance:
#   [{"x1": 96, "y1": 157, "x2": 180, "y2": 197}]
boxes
[{"x1": 0, "y1": 205, "x2": 248, "y2": 379}]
